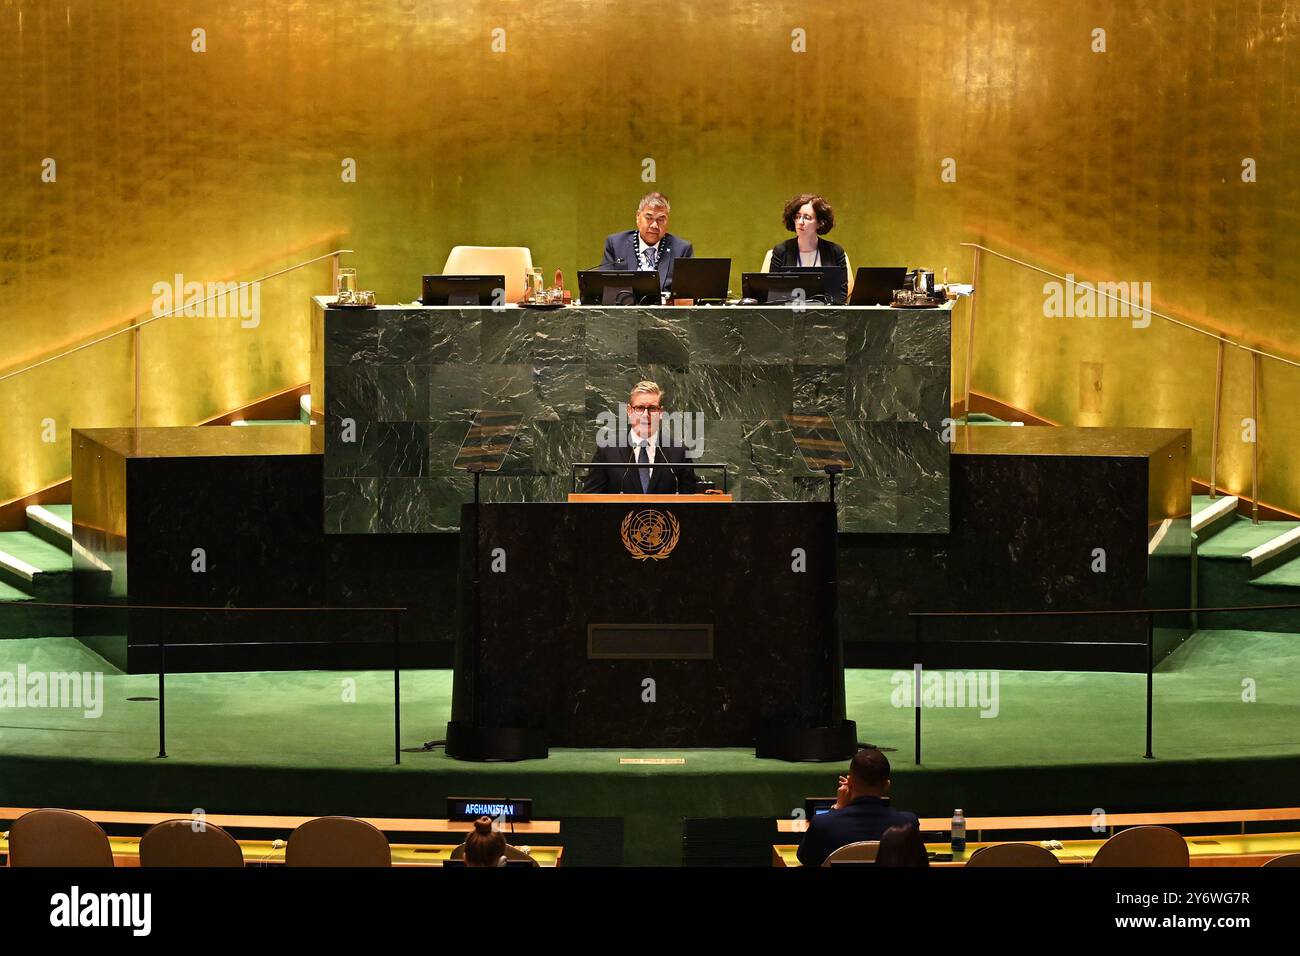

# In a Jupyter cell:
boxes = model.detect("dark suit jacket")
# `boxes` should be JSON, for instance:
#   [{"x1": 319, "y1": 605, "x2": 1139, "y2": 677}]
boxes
[
  {"x1": 599, "y1": 230, "x2": 694, "y2": 293},
  {"x1": 796, "y1": 796, "x2": 920, "y2": 867},
  {"x1": 768, "y1": 236, "x2": 849, "y2": 303},
  {"x1": 582, "y1": 433, "x2": 702, "y2": 494}
]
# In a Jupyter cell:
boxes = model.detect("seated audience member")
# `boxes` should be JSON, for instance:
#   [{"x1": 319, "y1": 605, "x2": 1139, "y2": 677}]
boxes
[
  {"x1": 797, "y1": 747, "x2": 919, "y2": 867},
  {"x1": 463, "y1": 815, "x2": 506, "y2": 867},
  {"x1": 875, "y1": 823, "x2": 930, "y2": 867}
]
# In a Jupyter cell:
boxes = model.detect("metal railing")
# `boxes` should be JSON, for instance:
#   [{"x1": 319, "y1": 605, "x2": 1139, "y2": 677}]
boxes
[
  {"x1": 959, "y1": 242, "x2": 1298, "y2": 522},
  {"x1": 910, "y1": 601, "x2": 1300, "y2": 765},
  {"x1": 0, "y1": 247, "x2": 351, "y2": 507},
  {"x1": 5, "y1": 600, "x2": 407, "y2": 764}
]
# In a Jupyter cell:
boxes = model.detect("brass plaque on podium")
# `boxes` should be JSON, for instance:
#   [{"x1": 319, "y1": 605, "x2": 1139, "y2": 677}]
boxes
[{"x1": 587, "y1": 623, "x2": 714, "y2": 660}]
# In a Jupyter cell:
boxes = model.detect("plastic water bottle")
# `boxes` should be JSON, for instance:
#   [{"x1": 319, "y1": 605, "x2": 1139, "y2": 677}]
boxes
[{"x1": 951, "y1": 809, "x2": 966, "y2": 853}]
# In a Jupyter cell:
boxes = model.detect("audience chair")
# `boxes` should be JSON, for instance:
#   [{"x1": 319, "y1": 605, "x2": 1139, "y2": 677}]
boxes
[
  {"x1": 823, "y1": 840, "x2": 880, "y2": 865},
  {"x1": 442, "y1": 246, "x2": 534, "y2": 303},
  {"x1": 140, "y1": 819, "x2": 244, "y2": 867},
  {"x1": 1090, "y1": 826, "x2": 1189, "y2": 867},
  {"x1": 965, "y1": 842, "x2": 1061, "y2": 867},
  {"x1": 9, "y1": 808, "x2": 114, "y2": 867},
  {"x1": 286, "y1": 816, "x2": 392, "y2": 867}
]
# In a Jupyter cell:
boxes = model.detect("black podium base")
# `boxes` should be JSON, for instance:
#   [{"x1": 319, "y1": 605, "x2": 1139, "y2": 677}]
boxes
[
  {"x1": 755, "y1": 720, "x2": 858, "y2": 762},
  {"x1": 445, "y1": 721, "x2": 549, "y2": 762}
]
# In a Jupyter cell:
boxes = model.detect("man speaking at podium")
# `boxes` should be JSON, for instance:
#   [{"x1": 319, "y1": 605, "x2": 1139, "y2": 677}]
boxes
[{"x1": 582, "y1": 381, "x2": 705, "y2": 494}]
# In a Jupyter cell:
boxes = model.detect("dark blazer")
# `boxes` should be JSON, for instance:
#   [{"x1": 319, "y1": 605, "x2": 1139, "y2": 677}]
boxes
[
  {"x1": 768, "y1": 236, "x2": 849, "y2": 303},
  {"x1": 600, "y1": 230, "x2": 694, "y2": 293},
  {"x1": 796, "y1": 796, "x2": 920, "y2": 867},
  {"x1": 582, "y1": 432, "x2": 703, "y2": 494}
]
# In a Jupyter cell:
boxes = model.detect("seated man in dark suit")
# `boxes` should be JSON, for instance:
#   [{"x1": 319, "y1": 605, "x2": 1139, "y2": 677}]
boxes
[
  {"x1": 583, "y1": 381, "x2": 708, "y2": 494},
  {"x1": 797, "y1": 747, "x2": 920, "y2": 867},
  {"x1": 599, "y1": 191, "x2": 694, "y2": 295}
]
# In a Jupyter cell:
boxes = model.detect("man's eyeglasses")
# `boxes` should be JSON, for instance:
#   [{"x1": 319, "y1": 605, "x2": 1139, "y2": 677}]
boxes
[
  {"x1": 639, "y1": 214, "x2": 668, "y2": 226},
  {"x1": 629, "y1": 404, "x2": 662, "y2": 414}
]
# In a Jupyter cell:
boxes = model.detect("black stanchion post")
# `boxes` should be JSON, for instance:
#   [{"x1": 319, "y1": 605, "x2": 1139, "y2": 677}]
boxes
[
  {"x1": 470, "y1": 466, "x2": 483, "y2": 728},
  {"x1": 1145, "y1": 611, "x2": 1154, "y2": 759},
  {"x1": 825, "y1": 464, "x2": 841, "y2": 508},
  {"x1": 393, "y1": 610, "x2": 401, "y2": 766},
  {"x1": 913, "y1": 615, "x2": 922, "y2": 766},
  {"x1": 157, "y1": 628, "x2": 167, "y2": 759}
]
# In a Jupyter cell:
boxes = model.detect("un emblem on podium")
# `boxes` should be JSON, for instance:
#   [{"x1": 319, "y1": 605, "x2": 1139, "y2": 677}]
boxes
[{"x1": 620, "y1": 509, "x2": 681, "y2": 561}]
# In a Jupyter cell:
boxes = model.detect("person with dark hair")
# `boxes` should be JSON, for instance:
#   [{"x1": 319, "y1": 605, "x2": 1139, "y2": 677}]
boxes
[
  {"x1": 762, "y1": 193, "x2": 851, "y2": 303},
  {"x1": 462, "y1": 816, "x2": 506, "y2": 867},
  {"x1": 796, "y1": 747, "x2": 919, "y2": 867},
  {"x1": 875, "y1": 824, "x2": 930, "y2": 867}
]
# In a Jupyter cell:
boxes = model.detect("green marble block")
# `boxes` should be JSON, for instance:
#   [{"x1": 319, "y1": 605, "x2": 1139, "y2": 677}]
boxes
[{"x1": 323, "y1": 304, "x2": 952, "y2": 533}]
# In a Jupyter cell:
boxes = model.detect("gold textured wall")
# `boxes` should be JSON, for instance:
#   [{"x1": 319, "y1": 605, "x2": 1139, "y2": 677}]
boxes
[{"x1": 3, "y1": 0, "x2": 1298, "y2": 509}]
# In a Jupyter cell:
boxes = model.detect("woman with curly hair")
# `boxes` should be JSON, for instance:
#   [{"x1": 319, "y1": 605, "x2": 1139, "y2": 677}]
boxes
[{"x1": 762, "y1": 193, "x2": 852, "y2": 303}]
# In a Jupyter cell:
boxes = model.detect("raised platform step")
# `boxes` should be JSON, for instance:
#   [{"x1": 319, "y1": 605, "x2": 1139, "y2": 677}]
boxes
[
  {"x1": 1191, "y1": 494, "x2": 1240, "y2": 542},
  {"x1": 0, "y1": 569, "x2": 72, "y2": 640},
  {"x1": 1250, "y1": 557, "x2": 1300, "y2": 590},
  {"x1": 0, "y1": 530, "x2": 72, "y2": 574},
  {"x1": 0, "y1": 530, "x2": 72, "y2": 593},
  {"x1": 1196, "y1": 516, "x2": 1300, "y2": 560},
  {"x1": 25, "y1": 503, "x2": 73, "y2": 553},
  {"x1": 231, "y1": 418, "x2": 307, "y2": 426},
  {"x1": 1245, "y1": 526, "x2": 1300, "y2": 578},
  {"x1": 963, "y1": 412, "x2": 1023, "y2": 426},
  {"x1": 0, "y1": 581, "x2": 33, "y2": 602}
]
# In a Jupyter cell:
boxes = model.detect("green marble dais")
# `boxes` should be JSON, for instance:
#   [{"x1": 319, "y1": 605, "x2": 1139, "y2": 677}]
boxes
[{"x1": 322, "y1": 305, "x2": 952, "y2": 533}]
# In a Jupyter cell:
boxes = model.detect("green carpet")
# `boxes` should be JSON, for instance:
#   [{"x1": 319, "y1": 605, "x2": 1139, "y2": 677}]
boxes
[
  {"x1": 0, "y1": 531, "x2": 71, "y2": 572},
  {"x1": 1, "y1": 632, "x2": 1299, "y2": 864}
]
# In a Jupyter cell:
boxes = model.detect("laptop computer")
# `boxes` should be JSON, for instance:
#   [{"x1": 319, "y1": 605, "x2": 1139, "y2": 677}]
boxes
[
  {"x1": 671, "y1": 257, "x2": 731, "y2": 302},
  {"x1": 421, "y1": 275, "x2": 504, "y2": 306},
  {"x1": 786, "y1": 266, "x2": 849, "y2": 304},
  {"x1": 577, "y1": 270, "x2": 661, "y2": 305},
  {"x1": 741, "y1": 271, "x2": 826, "y2": 304},
  {"x1": 848, "y1": 267, "x2": 908, "y2": 306}
]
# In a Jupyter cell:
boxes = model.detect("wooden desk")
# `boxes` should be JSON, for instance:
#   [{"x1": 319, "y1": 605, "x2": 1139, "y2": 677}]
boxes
[
  {"x1": 0, "y1": 807, "x2": 560, "y2": 837},
  {"x1": 0, "y1": 834, "x2": 563, "y2": 868},
  {"x1": 773, "y1": 831, "x2": 1300, "y2": 867},
  {"x1": 777, "y1": 806, "x2": 1300, "y2": 839},
  {"x1": 566, "y1": 494, "x2": 732, "y2": 503}
]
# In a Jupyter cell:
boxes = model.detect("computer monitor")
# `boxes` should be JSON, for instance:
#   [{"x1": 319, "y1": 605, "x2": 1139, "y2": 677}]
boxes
[
  {"x1": 421, "y1": 275, "x2": 505, "y2": 306},
  {"x1": 671, "y1": 257, "x2": 731, "y2": 302},
  {"x1": 577, "y1": 270, "x2": 661, "y2": 305},
  {"x1": 848, "y1": 267, "x2": 908, "y2": 306},
  {"x1": 786, "y1": 266, "x2": 849, "y2": 304},
  {"x1": 741, "y1": 271, "x2": 826, "y2": 305}
]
